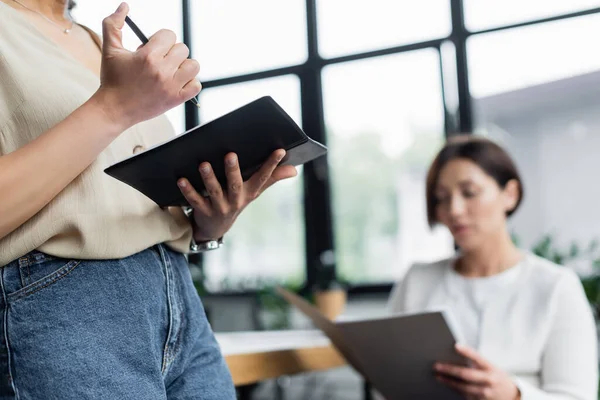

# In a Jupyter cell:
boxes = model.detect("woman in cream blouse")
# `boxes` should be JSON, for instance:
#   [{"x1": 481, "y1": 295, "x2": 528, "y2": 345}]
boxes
[
  {"x1": 388, "y1": 136, "x2": 598, "y2": 400},
  {"x1": 0, "y1": 0, "x2": 296, "y2": 398}
]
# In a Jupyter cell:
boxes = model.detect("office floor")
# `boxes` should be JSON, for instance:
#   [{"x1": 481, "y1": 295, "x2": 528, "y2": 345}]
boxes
[{"x1": 248, "y1": 366, "x2": 365, "y2": 400}]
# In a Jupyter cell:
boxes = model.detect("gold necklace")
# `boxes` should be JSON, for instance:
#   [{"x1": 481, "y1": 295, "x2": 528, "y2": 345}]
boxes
[{"x1": 11, "y1": 0, "x2": 74, "y2": 34}]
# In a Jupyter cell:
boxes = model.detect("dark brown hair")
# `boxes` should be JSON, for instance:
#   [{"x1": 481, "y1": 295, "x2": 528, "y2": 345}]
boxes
[{"x1": 425, "y1": 135, "x2": 524, "y2": 227}]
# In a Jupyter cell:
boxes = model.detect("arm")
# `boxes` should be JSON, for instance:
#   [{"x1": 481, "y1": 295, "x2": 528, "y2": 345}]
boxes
[
  {"x1": 0, "y1": 2, "x2": 201, "y2": 241},
  {"x1": 0, "y1": 96, "x2": 123, "y2": 240},
  {"x1": 515, "y1": 270, "x2": 598, "y2": 400}
]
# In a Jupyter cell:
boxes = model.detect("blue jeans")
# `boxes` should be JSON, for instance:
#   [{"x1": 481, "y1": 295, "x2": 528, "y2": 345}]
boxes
[{"x1": 0, "y1": 244, "x2": 235, "y2": 399}]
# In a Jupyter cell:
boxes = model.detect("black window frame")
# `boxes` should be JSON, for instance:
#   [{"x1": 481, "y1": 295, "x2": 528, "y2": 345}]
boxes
[{"x1": 184, "y1": 0, "x2": 600, "y2": 296}]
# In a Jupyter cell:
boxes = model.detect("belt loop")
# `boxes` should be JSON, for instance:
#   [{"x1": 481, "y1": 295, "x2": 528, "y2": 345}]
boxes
[{"x1": 17, "y1": 256, "x2": 29, "y2": 269}]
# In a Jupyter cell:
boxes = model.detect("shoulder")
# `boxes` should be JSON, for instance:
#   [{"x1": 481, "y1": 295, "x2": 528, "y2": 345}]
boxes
[
  {"x1": 521, "y1": 252, "x2": 580, "y2": 288},
  {"x1": 0, "y1": 5, "x2": 36, "y2": 119},
  {"x1": 519, "y1": 252, "x2": 587, "y2": 304},
  {"x1": 404, "y1": 257, "x2": 455, "y2": 282},
  {"x1": 79, "y1": 24, "x2": 103, "y2": 48},
  {"x1": 0, "y1": 5, "x2": 29, "y2": 49},
  {"x1": 387, "y1": 256, "x2": 455, "y2": 313}
]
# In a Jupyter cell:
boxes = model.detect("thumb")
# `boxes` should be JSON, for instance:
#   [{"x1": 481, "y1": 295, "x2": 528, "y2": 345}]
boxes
[{"x1": 102, "y1": 2, "x2": 129, "y2": 54}]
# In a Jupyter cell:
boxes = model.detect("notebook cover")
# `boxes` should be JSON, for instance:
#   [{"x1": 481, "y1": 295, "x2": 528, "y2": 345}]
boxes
[
  {"x1": 277, "y1": 288, "x2": 467, "y2": 400},
  {"x1": 276, "y1": 287, "x2": 369, "y2": 379},
  {"x1": 336, "y1": 311, "x2": 466, "y2": 399},
  {"x1": 104, "y1": 96, "x2": 327, "y2": 207}
]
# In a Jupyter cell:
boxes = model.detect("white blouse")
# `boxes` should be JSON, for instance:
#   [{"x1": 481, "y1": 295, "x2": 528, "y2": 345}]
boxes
[
  {"x1": 442, "y1": 261, "x2": 524, "y2": 349},
  {"x1": 387, "y1": 253, "x2": 599, "y2": 400}
]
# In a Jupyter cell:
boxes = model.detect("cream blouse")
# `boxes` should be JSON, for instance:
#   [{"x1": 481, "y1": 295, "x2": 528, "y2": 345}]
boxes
[{"x1": 0, "y1": 2, "x2": 193, "y2": 265}]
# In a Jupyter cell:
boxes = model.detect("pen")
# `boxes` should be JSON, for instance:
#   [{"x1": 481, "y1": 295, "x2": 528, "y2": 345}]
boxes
[
  {"x1": 124, "y1": 16, "x2": 148, "y2": 44},
  {"x1": 124, "y1": 15, "x2": 200, "y2": 108}
]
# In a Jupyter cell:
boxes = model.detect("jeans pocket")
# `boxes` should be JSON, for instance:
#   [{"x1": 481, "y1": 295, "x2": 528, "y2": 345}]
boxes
[{"x1": 7, "y1": 251, "x2": 81, "y2": 302}]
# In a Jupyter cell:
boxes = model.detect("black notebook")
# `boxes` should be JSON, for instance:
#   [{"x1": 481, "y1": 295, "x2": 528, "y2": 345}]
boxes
[{"x1": 104, "y1": 96, "x2": 327, "y2": 208}]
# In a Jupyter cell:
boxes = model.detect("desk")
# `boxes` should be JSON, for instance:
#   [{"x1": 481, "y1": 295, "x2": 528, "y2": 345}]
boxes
[{"x1": 216, "y1": 330, "x2": 347, "y2": 386}]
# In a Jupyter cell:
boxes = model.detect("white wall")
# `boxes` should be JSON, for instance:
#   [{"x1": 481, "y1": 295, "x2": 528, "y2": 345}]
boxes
[{"x1": 477, "y1": 99, "x2": 600, "y2": 253}]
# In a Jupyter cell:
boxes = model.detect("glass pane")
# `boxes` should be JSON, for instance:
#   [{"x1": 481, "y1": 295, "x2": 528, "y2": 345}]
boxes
[
  {"x1": 191, "y1": 1, "x2": 307, "y2": 81},
  {"x1": 317, "y1": 0, "x2": 451, "y2": 59},
  {"x1": 72, "y1": 0, "x2": 185, "y2": 134},
  {"x1": 472, "y1": 20, "x2": 600, "y2": 267},
  {"x1": 465, "y1": 0, "x2": 600, "y2": 31},
  {"x1": 198, "y1": 76, "x2": 305, "y2": 291},
  {"x1": 468, "y1": 14, "x2": 600, "y2": 98},
  {"x1": 322, "y1": 50, "x2": 454, "y2": 284}
]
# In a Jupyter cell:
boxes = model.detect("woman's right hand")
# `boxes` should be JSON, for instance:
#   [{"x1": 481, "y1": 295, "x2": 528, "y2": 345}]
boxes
[{"x1": 93, "y1": 2, "x2": 201, "y2": 130}]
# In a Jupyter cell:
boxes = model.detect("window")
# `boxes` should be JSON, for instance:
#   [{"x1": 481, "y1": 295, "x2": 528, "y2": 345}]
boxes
[
  {"x1": 468, "y1": 14, "x2": 600, "y2": 98},
  {"x1": 198, "y1": 76, "x2": 306, "y2": 291},
  {"x1": 190, "y1": 0, "x2": 307, "y2": 81},
  {"x1": 317, "y1": 0, "x2": 451, "y2": 59},
  {"x1": 73, "y1": 0, "x2": 185, "y2": 134},
  {"x1": 79, "y1": 0, "x2": 600, "y2": 290},
  {"x1": 322, "y1": 50, "x2": 454, "y2": 283},
  {"x1": 464, "y1": 0, "x2": 600, "y2": 31},
  {"x1": 470, "y1": 15, "x2": 600, "y2": 251}
]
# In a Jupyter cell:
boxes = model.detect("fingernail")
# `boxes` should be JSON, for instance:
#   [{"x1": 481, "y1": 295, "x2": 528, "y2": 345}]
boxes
[
  {"x1": 226, "y1": 156, "x2": 237, "y2": 167},
  {"x1": 116, "y1": 2, "x2": 125, "y2": 12},
  {"x1": 178, "y1": 179, "x2": 187, "y2": 188},
  {"x1": 455, "y1": 343, "x2": 465, "y2": 350},
  {"x1": 200, "y1": 164, "x2": 210, "y2": 174},
  {"x1": 276, "y1": 150, "x2": 286, "y2": 162}
]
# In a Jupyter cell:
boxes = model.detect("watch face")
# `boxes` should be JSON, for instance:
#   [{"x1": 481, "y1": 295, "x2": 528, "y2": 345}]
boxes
[{"x1": 190, "y1": 238, "x2": 222, "y2": 253}]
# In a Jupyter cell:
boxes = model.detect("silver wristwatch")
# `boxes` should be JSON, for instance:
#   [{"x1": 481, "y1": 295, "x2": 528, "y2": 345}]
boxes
[
  {"x1": 189, "y1": 236, "x2": 223, "y2": 253},
  {"x1": 183, "y1": 206, "x2": 224, "y2": 253}
]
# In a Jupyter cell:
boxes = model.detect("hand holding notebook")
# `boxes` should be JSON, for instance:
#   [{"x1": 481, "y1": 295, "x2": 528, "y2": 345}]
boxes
[{"x1": 104, "y1": 96, "x2": 327, "y2": 208}]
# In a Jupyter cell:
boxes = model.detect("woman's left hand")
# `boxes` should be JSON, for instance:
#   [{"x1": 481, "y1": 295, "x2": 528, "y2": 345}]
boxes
[
  {"x1": 434, "y1": 343, "x2": 520, "y2": 400},
  {"x1": 177, "y1": 149, "x2": 297, "y2": 241}
]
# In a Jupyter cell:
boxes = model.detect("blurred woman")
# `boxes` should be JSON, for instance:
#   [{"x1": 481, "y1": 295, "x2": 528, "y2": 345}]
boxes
[{"x1": 388, "y1": 135, "x2": 598, "y2": 400}]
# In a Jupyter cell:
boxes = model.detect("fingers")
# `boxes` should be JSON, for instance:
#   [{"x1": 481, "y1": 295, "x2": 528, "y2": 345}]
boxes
[
  {"x1": 436, "y1": 375, "x2": 492, "y2": 398},
  {"x1": 260, "y1": 165, "x2": 298, "y2": 192},
  {"x1": 165, "y1": 43, "x2": 190, "y2": 74},
  {"x1": 199, "y1": 163, "x2": 228, "y2": 214},
  {"x1": 177, "y1": 178, "x2": 210, "y2": 215},
  {"x1": 184, "y1": 151, "x2": 297, "y2": 220},
  {"x1": 455, "y1": 343, "x2": 491, "y2": 370},
  {"x1": 434, "y1": 363, "x2": 489, "y2": 385},
  {"x1": 224, "y1": 153, "x2": 244, "y2": 208},
  {"x1": 246, "y1": 149, "x2": 286, "y2": 198},
  {"x1": 143, "y1": 29, "x2": 177, "y2": 58},
  {"x1": 175, "y1": 58, "x2": 201, "y2": 101},
  {"x1": 101, "y1": 2, "x2": 129, "y2": 55},
  {"x1": 163, "y1": 42, "x2": 200, "y2": 96},
  {"x1": 180, "y1": 78, "x2": 202, "y2": 102},
  {"x1": 165, "y1": 42, "x2": 190, "y2": 71},
  {"x1": 175, "y1": 58, "x2": 200, "y2": 84}
]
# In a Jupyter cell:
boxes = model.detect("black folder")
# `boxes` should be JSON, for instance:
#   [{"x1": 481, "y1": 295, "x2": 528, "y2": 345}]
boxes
[{"x1": 104, "y1": 96, "x2": 327, "y2": 208}]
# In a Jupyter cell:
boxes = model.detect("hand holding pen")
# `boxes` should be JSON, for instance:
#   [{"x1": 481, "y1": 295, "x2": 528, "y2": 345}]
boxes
[
  {"x1": 93, "y1": 2, "x2": 202, "y2": 131},
  {"x1": 124, "y1": 15, "x2": 201, "y2": 108}
]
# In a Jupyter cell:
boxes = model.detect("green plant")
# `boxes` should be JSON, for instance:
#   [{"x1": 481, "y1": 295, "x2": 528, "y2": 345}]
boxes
[{"x1": 254, "y1": 279, "x2": 306, "y2": 330}]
